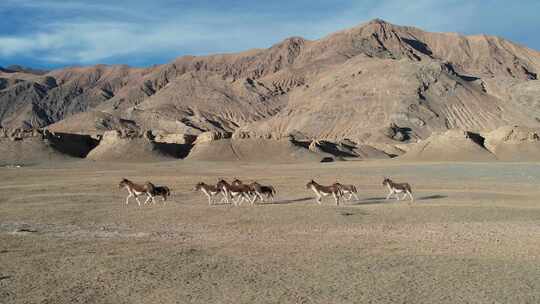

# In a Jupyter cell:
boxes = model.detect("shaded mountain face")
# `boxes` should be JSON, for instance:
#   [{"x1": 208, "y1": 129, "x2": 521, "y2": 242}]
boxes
[{"x1": 1, "y1": 19, "x2": 540, "y2": 143}]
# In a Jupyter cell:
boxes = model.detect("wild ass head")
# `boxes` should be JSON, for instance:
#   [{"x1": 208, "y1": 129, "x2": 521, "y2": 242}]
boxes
[
  {"x1": 119, "y1": 178, "x2": 130, "y2": 189},
  {"x1": 306, "y1": 179, "x2": 316, "y2": 189}
]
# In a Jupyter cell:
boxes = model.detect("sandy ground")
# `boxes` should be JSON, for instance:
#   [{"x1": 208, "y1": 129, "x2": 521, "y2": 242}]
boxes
[{"x1": 1, "y1": 160, "x2": 540, "y2": 304}]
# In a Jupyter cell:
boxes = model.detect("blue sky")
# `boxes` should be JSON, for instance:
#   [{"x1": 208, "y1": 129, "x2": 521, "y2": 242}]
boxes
[{"x1": 1, "y1": 0, "x2": 539, "y2": 69}]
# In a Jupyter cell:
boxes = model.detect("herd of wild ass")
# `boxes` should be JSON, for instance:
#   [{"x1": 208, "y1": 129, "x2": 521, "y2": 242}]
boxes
[{"x1": 119, "y1": 177, "x2": 414, "y2": 206}]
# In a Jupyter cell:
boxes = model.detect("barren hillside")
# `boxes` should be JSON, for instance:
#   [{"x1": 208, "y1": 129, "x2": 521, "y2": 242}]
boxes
[{"x1": 1, "y1": 19, "x2": 539, "y2": 145}]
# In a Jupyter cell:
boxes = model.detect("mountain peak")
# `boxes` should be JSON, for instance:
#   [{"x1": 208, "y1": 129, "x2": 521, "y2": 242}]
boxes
[
  {"x1": 367, "y1": 18, "x2": 390, "y2": 25},
  {"x1": 341, "y1": 18, "x2": 404, "y2": 36}
]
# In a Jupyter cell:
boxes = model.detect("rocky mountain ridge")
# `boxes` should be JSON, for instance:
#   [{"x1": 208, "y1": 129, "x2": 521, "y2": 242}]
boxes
[{"x1": 1, "y1": 19, "x2": 540, "y2": 160}]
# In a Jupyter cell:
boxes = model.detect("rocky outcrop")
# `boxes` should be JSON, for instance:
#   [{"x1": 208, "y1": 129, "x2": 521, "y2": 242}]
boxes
[
  {"x1": 86, "y1": 131, "x2": 154, "y2": 161},
  {"x1": 85, "y1": 130, "x2": 193, "y2": 161},
  {"x1": 400, "y1": 130, "x2": 496, "y2": 161},
  {"x1": 483, "y1": 126, "x2": 540, "y2": 161},
  {"x1": 0, "y1": 128, "x2": 48, "y2": 141},
  {"x1": 152, "y1": 131, "x2": 197, "y2": 145},
  {"x1": 193, "y1": 131, "x2": 232, "y2": 145},
  {"x1": 0, "y1": 128, "x2": 98, "y2": 164}
]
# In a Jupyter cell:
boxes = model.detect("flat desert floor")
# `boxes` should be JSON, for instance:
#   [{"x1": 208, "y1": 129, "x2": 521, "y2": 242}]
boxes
[{"x1": 1, "y1": 160, "x2": 540, "y2": 303}]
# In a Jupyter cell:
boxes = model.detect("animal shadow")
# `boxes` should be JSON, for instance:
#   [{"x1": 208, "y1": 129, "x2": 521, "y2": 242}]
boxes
[
  {"x1": 417, "y1": 195, "x2": 447, "y2": 201},
  {"x1": 269, "y1": 197, "x2": 314, "y2": 205},
  {"x1": 350, "y1": 197, "x2": 391, "y2": 205},
  {"x1": 348, "y1": 194, "x2": 447, "y2": 205}
]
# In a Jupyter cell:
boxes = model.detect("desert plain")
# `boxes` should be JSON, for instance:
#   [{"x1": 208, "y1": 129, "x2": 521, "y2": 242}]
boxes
[{"x1": 1, "y1": 159, "x2": 539, "y2": 304}]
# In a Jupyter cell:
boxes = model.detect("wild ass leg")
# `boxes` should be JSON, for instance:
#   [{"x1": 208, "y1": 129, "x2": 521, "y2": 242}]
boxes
[
  {"x1": 256, "y1": 192, "x2": 265, "y2": 203},
  {"x1": 252, "y1": 193, "x2": 259, "y2": 206},
  {"x1": 143, "y1": 192, "x2": 154, "y2": 205},
  {"x1": 219, "y1": 192, "x2": 227, "y2": 204},
  {"x1": 135, "y1": 195, "x2": 142, "y2": 207},
  {"x1": 239, "y1": 194, "x2": 248, "y2": 206},
  {"x1": 249, "y1": 193, "x2": 257, "y2": 206},
  {"x1": 352, "y1": 192, "x2": 359, "y2": 201},
  {"x1": 386, "y1": 189, "x2": 395, "y2": 200},
  {"x1": 222, "y1": 188, "x2": 232, "y2": 205},
  {"x1": 241, "y1": 193, "x2": 253, "y2": 206},
  {"x1": 333, "y1": 192, "x2": 340, "y2": 206},
  {"x1": 315, "y1": 192, "x2": 322, "y2": 205},
  {"x1": 230, "y1": 191, "x2": 239, "y2": 207},
  {"x1": 249, "y1": 191, "x2": 262, "y2": 205},
  {"x1": 232, "y1": 193, "x2": 242, "y2": 206},
  {"x1": 239, "y1": 193, "x2": 251, "y2": 206},
  {"x1": 407, "y1": 190, "x2": 414, "y2": 202},
  {"x1": 125, "y1": 193, "x2": 133, "y2": 205}
]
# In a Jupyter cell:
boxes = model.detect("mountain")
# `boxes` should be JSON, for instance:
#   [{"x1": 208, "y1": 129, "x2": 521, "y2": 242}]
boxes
[
  {"x1": 1, "y1": 19, "x2": 540, "y2": 147},
  {"x1": 1, "y1": 65, "x2": 49, "y2": 75}
]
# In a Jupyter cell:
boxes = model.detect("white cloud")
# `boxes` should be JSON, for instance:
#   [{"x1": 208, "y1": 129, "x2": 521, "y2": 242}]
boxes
[
  {"x1": 0, "y1": 10, "x2": 318, "y2": 64},
  {"x1": 0, "y1": 0, "x2": 538, "y2": 66},
  {"x1": 0, "y1": 20, "x2": 229, "y2": 63}
]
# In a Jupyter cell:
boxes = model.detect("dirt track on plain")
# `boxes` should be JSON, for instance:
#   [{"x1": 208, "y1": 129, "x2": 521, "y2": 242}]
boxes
[{"x1": 1, "y1": 160, "x2": 540, "y2": 303}]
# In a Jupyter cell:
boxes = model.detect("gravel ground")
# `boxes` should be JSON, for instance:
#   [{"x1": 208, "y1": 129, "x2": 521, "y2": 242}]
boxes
[{"x1": 1, "y1": 160, "x2": 540, "y2": 303}]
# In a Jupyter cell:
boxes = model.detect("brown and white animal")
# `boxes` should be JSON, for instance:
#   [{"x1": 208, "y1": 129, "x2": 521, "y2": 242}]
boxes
[
  {"x1": 217, "y1": 179, "x2": 254, "y2": 206},
  {"x1": 194, "y1": 182, "x2": 225, "y2": 205},
  {"x1": 145, "y1": 182, "x2": 171, "y2": 204},
  {"x1": 231, "y1": 179, "x2": 256, "y2": 204},
  {"x1": 306, "y1": 180, "x2": 343, "y2": 205},
  {"x1": 118, "y1": 178, "x2": 154, "y2": 206},
  {"x1": 382, "y1": 177, "x2": 414, "y2": 202},
  {"x1": 232, "y1": 179, "x2": 276, "y2": 203},
  {"x1": 334, "y1": 183, "x2": 359, "y2": 201},
  {"x1": 257, "y1": 184, "x2": 277, "y2": 202}
]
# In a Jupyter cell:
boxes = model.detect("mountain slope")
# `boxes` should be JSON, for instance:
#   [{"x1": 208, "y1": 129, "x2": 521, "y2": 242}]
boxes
[{"x1": 1, "y1": 19, "x2": 539, "y2": 146}]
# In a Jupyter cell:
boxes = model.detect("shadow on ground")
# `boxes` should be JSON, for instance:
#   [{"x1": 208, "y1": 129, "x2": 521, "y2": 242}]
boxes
[
  {"x1": 265, "y1": 197, "x2": 314, "y2": 205},
  {"x1": 417, "y1": 195, "x2": 447, "y2": 200},
  {"x1": 196, "y1": 195, "x2": 448, "y2": 207},
  {"x1": 350, "y1": 194, "x2": 447, "y2": 205}
]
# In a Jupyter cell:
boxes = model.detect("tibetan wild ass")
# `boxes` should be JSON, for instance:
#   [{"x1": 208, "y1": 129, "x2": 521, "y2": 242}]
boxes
[
  {"x1": 233, "y1": 179, "x2": 277, "y2": 203},
  {"x1": 334, "y1": 183, "x2": 359, "y2": 201},
  {"x1": 382, "y1": 177, "x2": 414, "y2": 202},
  {"x1": 145, "y1": 182, "x2": 171, "y2": 204},
  {"x1": 306, "y1": 180, "x2": 343, "y2": 205},
  {"x1": 217, "y1": 179, "x2": 254, "y2": 206},
  {"x1": 118, "y1": 178, "x2": 153, "y2": 206},
  {"x1": 194, "y1": 182, "x2": 225, "y2": 205}
]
